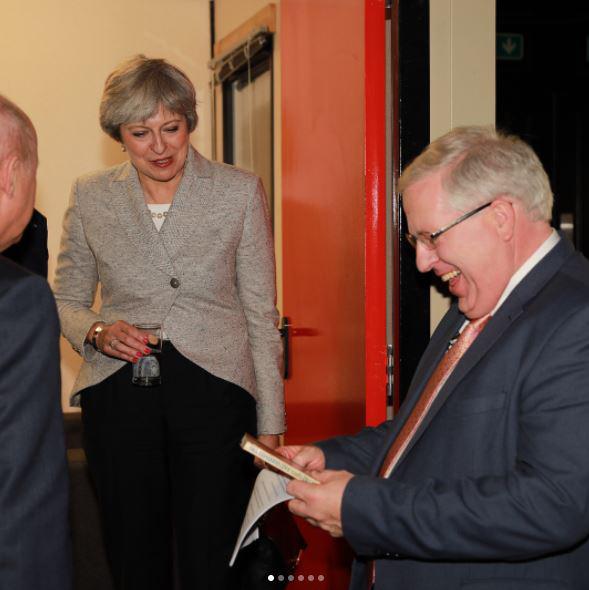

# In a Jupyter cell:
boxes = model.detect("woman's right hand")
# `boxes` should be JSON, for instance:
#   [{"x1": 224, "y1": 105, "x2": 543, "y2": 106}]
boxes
[{"x1": 87, "y1": 320, "x2": 152, "y2": 363}]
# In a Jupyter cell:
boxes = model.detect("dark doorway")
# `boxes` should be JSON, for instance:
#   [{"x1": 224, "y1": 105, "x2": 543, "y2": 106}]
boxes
[
  {"x1": 390, "y1": 0, "x2": 431, "y2": 408},
  {"x1": 496, "y1": 1, "x2": 589, "y2": 256}
]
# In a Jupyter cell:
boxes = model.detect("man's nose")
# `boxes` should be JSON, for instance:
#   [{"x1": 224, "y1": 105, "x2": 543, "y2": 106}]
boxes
[{"x1": 415, "y1": 243, "x2": 439, "y2": 273}]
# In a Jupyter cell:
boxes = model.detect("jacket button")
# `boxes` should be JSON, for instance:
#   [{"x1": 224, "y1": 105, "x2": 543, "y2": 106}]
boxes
[{"x1": 170, "y1": 278, "x2": 180, "y2": 288}]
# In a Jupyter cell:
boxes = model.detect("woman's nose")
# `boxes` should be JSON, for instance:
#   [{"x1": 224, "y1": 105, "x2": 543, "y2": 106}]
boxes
[{"x1": 151, "y1": 133, "x2": 166, "y2": 154}]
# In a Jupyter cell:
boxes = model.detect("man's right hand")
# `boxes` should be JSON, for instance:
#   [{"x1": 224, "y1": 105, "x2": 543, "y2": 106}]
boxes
[{"x1": 276, "y1": 445, "x2": 326, "y2": 472}]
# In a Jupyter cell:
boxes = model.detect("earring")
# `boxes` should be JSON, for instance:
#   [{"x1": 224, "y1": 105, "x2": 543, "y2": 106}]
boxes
[{"x1": 121, "y1": 145, "x2": 126, "y2": 152}]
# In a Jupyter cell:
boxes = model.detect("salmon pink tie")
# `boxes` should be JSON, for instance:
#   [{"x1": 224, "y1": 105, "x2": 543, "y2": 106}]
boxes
[{"x1": 367, "y1": 314, "x2": 491, "y2": 589}]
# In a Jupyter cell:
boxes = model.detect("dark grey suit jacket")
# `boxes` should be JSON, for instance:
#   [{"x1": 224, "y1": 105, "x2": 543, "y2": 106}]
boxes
[
  {"x1": 0, "y1": 257, "x2": 72, "y2": 589},
  {"x1": 320, "y1": 237, "x2": 589, "y2": 590}
]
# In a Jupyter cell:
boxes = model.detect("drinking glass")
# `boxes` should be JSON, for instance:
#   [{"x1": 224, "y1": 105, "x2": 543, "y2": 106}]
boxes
[{"x1": 132, "y1": 323, "x2": 163, "y2": 386}]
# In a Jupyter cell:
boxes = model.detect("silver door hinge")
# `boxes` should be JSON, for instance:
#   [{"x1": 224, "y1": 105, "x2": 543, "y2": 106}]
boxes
[{"x1": 386, "y1": 343, "x2": 394, "y2": 401}]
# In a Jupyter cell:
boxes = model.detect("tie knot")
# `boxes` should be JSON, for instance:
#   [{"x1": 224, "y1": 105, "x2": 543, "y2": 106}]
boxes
[
  {"x1": 453, "y1": 314, "x2": 491, "y2": 353},
  {"x1": 469, "y1": 314, "x2": 492, "y2": 333}
]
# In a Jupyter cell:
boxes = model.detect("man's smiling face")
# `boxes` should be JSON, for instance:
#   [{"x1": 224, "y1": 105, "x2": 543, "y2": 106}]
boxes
[{"x1": 403, "y1": 169, "x2": 512, "y2": 320}]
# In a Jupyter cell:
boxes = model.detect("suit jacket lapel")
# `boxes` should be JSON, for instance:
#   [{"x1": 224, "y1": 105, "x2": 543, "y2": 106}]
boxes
[
  {"x1": 109, "y1": 147, "x2": 215, "y2": 277},
  {"x1": 398, "y1": 302, "x2": 523, "y2": 463},
  {"x1": 369, "y1": 307, "x2": 464, "y2": 474},
  {"x1": 382, "y1": 235, "x2": 575, "y2": 476},
  {"x1": 109, "y1": 163, "x2": 175, "y2": 277},
  {"x1": 159, "y1": 148, "x2": 213, "y2": 263}
]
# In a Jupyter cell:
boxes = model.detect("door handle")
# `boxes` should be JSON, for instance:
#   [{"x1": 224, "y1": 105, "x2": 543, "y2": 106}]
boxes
[{"x1": 279, "y1": 316, "x2": 290, "y2": 379}]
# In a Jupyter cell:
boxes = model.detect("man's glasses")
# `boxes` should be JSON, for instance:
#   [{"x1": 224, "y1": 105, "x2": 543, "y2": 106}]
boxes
[{"x1": 405, "y1": 201, "x2": 492, "y2": 250}]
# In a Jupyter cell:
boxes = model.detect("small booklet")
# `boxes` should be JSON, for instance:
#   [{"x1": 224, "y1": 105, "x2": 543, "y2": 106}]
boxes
[{"x1": 240, "y1": 434, "x2": 319, "y2": 484}]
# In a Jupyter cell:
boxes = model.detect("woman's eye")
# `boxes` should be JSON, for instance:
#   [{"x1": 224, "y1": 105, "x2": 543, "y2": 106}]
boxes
[
  {"x1": 132, "y1": 131, "x2": 146, "y2": 138},
  {"x1": 164, "y1": 126, "x2": 179, "y2": 133}
]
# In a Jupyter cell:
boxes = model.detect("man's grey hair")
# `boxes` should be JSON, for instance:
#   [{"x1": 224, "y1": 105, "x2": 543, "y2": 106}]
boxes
[
  {"x1": 398, "y1": 125, "x2": 553, "y2": 221},
  {"x1": 99, "y1": 54, "x2": 198, "y2": 142},
  {"x1": 0, "y1": 95, "x2": 38, "y2": 170}
]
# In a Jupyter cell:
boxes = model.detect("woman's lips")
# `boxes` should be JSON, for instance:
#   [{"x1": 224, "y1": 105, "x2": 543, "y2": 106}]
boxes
[{"x1": 151, "y1": 157, "x2": 173, "y2": 168}]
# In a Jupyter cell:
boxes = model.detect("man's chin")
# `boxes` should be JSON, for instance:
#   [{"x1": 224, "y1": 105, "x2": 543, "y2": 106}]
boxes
[{"x1": 457, "y1": 296, "x2": 474, "y2": 317}]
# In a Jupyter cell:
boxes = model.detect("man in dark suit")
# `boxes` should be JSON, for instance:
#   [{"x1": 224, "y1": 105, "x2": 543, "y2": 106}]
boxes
[
  {"x1": 0, "y1": 95, "x2": 72, "y2": 589},
  {"x1": 3, "y1": 208, "x2": 49, "y2": 277},
  {"x1": 281, "y1": 126, "x2": 589, "y2": 590}
]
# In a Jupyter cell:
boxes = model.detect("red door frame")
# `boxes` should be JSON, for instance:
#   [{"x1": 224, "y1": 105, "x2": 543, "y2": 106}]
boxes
[{"x1": 364, "y1": 0, "x2": 388, "y2": 426}]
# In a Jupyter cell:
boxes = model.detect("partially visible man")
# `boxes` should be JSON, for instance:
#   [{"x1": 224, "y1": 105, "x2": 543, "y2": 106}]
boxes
[
  {"x1": 3, "y1": 208, "x2": 49, "y2": 277},
  {"x1": 281, "y1": 126, "x2": 589, "y2": 590},
  {"x1": 0, "y1": 95, "x2": 72, "y2": 589}
]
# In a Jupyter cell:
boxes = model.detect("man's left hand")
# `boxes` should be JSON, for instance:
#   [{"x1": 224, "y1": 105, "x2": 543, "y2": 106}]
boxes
[{"x1": 286, "y1": 470, "x2": 354, "y2": 538}]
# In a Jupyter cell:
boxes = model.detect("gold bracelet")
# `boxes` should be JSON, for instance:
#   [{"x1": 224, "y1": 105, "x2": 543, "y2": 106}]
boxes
[{"x1": 90, "y1": 323, "x2": 105, "y2": 350}]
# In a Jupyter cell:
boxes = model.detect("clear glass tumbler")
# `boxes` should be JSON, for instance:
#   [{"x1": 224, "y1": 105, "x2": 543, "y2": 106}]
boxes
[{"x1": 132, "y1": 323, "x2": 163, "y2": 386}]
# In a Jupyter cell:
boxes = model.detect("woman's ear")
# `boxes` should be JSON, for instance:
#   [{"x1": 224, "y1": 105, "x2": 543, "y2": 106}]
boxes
[{"x1": 490, "y1": 197, "x2": 515, "y2": 241}]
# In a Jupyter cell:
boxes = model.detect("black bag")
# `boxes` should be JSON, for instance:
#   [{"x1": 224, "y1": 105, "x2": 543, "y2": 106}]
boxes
[{"x1": 231, "y1": 503, "x2": 306, "y2": 590}]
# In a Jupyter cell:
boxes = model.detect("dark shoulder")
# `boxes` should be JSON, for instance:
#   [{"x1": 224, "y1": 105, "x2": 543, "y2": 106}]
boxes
[
  {"x1": 533, "y1": 246, "x2": 589, "y2": 321},
  {"x1": 561, "y1": 250, "x2": 589, "y2": 290},
  {"x1": 0, "y1": 255, "x2": 52, "y2": 300}
]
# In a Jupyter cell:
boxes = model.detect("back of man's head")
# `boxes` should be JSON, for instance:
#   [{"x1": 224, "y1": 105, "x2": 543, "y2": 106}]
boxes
[
  {"x1": 0, "y1": 95, "x2": 38, "y2": 252},
  {"x1": 0, "y1": 94, "x2": 38, "y2": 171}
]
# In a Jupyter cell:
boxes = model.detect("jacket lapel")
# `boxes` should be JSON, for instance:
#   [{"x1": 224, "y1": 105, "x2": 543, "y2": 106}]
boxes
[
  {"x1": 369, "y1": 308, "x2": 463, "y2": 474},
  {"x1": 109, "y1": 163, "x2": 176, "y2": 277},
  {"x1": 396, "y1": 301, "x2": 523, "y2": 464},
  {"x1": 108, "y1": 147, "x2": 214, "y2": 277},
  {"x1": 382, "y1": 235, "x2": 575, "y2": 475},
  {"x1": 159, "y1": 148, "x2": 213, "y2": 263}
]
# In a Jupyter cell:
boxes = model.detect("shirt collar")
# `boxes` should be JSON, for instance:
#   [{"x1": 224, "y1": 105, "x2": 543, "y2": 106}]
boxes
[{"x1": 491, "y1": 229, "x2": 560, "y2": 314}]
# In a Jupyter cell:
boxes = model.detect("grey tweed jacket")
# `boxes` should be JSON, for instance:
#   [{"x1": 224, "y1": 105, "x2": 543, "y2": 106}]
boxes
[{"x1": 54, "y1": 147, "x2": 284, "y2": 434}]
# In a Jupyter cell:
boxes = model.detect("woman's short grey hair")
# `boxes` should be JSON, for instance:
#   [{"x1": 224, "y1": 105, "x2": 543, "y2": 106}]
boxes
[
  {"x1": 398, "y1": 125, "x2": 553, "y2": 222},
  {"x1": 99, "y1": 55, "x2": 197, "y2": 141},
  {"x1": 0, "y1": 94, "x2": 37, "y2": 170}
]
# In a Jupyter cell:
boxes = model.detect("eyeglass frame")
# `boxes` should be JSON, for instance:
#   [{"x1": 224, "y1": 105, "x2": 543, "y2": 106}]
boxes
[{"x1": 405, "y1": 201, "x2": 493, "y2": 250}]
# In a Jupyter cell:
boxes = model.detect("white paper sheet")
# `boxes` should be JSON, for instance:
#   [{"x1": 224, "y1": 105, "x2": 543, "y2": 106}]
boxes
[{"x1": 229, "y1": 468, "x2": 293, "y2": 566}]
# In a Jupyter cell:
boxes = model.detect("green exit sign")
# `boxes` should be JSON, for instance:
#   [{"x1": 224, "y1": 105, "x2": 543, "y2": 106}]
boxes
[{"x1": 497, "y1": 33, "x2": 524, "y2": 61}]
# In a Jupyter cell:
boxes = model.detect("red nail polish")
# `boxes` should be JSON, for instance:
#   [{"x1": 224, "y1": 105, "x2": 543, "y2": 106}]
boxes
[
  {"x1": 136, "y1": 351, "x2": 142, "y2": 357},
  {"x1": 144, "y1": 348, "x2": 151, "y2": 354},
  {"x1": 143, "y1": 336, "x2": 149, "y2": 344},
  {"x1": 132, "y1": 358, "x2": 138, "y2": 364}
]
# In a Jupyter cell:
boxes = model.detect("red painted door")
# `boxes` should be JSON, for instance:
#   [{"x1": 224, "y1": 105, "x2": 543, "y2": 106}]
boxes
[{"x1": 281, "y1": 1, "x2": 387, "y2": 588}]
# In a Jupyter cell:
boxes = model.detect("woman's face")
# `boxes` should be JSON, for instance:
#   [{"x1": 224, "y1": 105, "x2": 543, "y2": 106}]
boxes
[{"x1": 119, "y1": 105, "x2": 190, "y2": 192}]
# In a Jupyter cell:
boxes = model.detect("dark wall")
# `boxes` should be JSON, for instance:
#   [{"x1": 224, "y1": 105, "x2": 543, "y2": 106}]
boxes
[{"x1": 496, "y1": 1, "x2": 589, "y2": 255}]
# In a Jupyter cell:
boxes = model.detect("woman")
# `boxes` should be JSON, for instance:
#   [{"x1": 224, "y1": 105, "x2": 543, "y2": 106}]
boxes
[{"x1": 54, "y1": 55, "x2": 284, "y2": 590}]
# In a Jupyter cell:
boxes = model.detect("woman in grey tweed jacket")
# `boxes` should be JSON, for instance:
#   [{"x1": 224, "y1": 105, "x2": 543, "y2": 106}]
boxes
[{"x1": 53, "y1": 55, "x2": 284, "y2": 590}]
